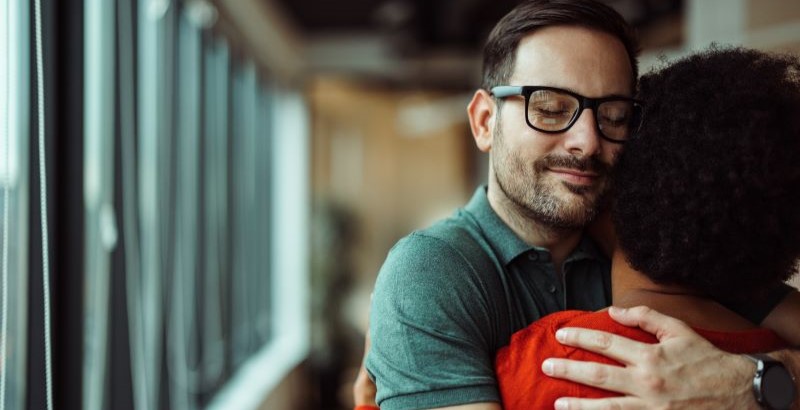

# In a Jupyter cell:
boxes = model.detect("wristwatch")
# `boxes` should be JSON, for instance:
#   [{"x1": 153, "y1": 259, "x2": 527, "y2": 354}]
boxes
[{"x1": 745, "y1": 354, "x2": 797, "y2": 410}]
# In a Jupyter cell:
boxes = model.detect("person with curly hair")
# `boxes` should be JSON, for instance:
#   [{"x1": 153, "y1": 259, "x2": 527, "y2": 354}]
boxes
[{"x1": 495, "y1": 46, "x2": 800, "y2": 410}]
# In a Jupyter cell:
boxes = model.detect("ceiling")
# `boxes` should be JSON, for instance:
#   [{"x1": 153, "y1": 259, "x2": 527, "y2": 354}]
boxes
[
  {"x1": 269, "y1": 0, "x2": 683, "y2": 89},
  {"x1": 275, "y1": 0, "x2": 517, "y2": 50}
]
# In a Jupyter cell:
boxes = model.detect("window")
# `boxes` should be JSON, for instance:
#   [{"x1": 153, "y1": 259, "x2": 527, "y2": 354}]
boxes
[
  {"x1": 197, "y1": 33, "x2": 229, "y2": 404},
  {"x1": 0, "y1": 0, "x2": 30, "y2": 408},
  {"x1": 6, "y1": 0, "x2": 310, "y2": 407},
  {"x1": 82, "y1": 2, "x2": 117, "y2": 410}
]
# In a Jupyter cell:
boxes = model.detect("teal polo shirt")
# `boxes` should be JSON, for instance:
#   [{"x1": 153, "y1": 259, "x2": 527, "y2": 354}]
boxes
[
  {"x1": 366, "y1": 185, "x2": 792, "y2": 410},
  {"x1": 366, "y1": 186, "x2": 611, "y2": 409}
]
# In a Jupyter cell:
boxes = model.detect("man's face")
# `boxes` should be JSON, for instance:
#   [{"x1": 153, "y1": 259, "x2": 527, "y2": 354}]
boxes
[{"x1": 491, "y1": 26, "x2": 633, "y2": 229}]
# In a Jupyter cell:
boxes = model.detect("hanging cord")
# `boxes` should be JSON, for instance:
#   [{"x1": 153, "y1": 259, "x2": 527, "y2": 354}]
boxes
[
  {"x1": 33, "y1": 0, "x2": 54, "y2": 408},
  {"x1": 0, "y1": 1, "x2": 11, "y2": 408}
]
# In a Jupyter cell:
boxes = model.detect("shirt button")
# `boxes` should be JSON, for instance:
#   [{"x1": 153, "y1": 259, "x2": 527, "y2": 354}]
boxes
[
  {"x1": 528, "y1": 253, "x2": 539, "y2": 261},
  {"x1": 547, "y1": 284, "x2": 557, "y2": 293}
]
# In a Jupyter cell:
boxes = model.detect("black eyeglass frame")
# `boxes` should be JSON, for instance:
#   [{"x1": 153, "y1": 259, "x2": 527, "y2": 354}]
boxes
[{"x1": 490, "y1": 85, "x2": 644, "y2": 143}]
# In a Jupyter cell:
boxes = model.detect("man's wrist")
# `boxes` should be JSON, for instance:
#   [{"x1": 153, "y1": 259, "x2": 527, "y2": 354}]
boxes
[
  {"x1": 763, "y1": 350, "x2": 800, "y2": 410},
  {"x1": 731, "y1": 354, "x2": 763, "y2": 410},
  {"x1": 742, "y1": 352, "x2": 798, "y2": 410}
]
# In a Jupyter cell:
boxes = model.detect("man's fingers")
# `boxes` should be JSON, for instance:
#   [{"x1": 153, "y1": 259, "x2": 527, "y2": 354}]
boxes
[
  {"x1": 552, "y1": 396, "x2": 645, "y2": 410},
  {"x1": 607, "y1": 306, "x2": 695, "y2": 341},
  {"x1": 553, "y1": 327, "x2": 646, "y2": 365},
  {"x1": 542, "y1": 357, "x2": 633, "y2": 394},
  {"x1": 547, "y1": 308, "x2": 746, "y2": 409}
]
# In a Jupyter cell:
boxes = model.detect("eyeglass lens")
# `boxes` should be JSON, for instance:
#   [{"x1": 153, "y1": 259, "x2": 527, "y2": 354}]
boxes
[{"x1": 527, "y1": 89, "x2": 637, "y2": 140}]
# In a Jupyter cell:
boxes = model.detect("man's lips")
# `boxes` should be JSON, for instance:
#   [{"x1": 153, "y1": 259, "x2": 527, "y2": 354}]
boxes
[{"x1": 547, "y1": 167, "x2": 600, "y2": 185}]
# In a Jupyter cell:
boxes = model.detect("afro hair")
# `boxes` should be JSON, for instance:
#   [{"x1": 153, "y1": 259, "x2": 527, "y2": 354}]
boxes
[{"x1": 612, "y1": 46, "x2": 800, "y2": 303}]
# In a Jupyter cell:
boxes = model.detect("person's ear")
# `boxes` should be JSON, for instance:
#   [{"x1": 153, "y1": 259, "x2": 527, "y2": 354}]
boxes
[{"x1": 467, "y1": 89, "x2": 496, "y2": 153}]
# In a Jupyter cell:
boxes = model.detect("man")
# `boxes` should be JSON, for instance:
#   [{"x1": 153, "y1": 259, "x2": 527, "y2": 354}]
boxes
[{"x1": 364, "y1": 1, "x2": 800, "y2": 409}]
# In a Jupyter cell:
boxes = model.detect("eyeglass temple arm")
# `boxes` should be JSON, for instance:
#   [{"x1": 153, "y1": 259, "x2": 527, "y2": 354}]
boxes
[{"x1": 490, "y1": 86, "x2": 524, "y2": 98}]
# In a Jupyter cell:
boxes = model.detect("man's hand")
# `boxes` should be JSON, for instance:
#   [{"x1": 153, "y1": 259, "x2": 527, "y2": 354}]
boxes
[{"x1": 541, "y1": 306, "x2": 759, "y2": 410}]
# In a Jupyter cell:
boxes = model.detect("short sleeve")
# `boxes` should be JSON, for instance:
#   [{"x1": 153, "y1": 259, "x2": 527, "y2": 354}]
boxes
[
  {"x1": 496, "y1": 311, "x2": 633, "y2": 409},
  {"x1": 366, "y1": 233, "x2": 501, "y2": 409}
]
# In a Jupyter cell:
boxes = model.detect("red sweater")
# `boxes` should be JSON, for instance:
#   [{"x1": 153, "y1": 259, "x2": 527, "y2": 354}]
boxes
[{"x1": 495, "y1": 310, "x2": 788, "y2": 410}]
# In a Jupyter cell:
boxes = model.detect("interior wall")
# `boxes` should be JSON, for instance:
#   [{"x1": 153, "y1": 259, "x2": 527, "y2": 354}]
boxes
[
  {"x1": 745, "y1": 0, "x2": 800, "y2": 54},
  {"x1": 310, "y1": 78, "x2": 473, "y2": 277},
  {"x1": 310, "y1": 78, "x2": 473, "y2": 288},
  {"x1": 306, "y1": 76, "x2": 475, "y2": 408}
]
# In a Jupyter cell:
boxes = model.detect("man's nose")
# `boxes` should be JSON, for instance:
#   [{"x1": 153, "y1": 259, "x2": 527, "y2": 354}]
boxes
[{"x1": 563, "y1": 108, "x2": 602, "y2": 157}]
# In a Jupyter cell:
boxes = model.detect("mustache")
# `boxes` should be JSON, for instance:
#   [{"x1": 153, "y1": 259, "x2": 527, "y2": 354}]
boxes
[{"x1": 535, "y1": 154, "x2": 612, "y2": 175}]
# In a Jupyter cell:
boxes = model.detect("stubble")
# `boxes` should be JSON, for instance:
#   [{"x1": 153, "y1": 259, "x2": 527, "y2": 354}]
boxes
[{"x1": 492, "y1": 120, "x2": 611, "y2": 230}]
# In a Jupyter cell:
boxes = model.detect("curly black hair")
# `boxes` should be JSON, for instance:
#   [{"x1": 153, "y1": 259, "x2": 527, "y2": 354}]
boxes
[{"x1": 612, "y1": 47, "x2": 800, "y2": 302}]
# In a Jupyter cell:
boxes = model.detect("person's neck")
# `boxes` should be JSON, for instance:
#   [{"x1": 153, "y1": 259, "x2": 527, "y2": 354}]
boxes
[
  {"x1": 610, "y1": 250, "x2": 756, "y2": 331},
  {"x1": 487, "y1": 182, "x2": 582, "y2": 270}
]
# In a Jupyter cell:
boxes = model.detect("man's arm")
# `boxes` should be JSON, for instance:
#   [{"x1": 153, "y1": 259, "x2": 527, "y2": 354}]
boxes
[
  {"x1": 541, "y1": 306, "x2": 799, "y2": 410},
  {"x1": 366, "y1": 232, "x2": 504, "y2": 409},
  {"x1": 354, "y1": 311, "x2": 501, "y2": 410},
  {"x1": 356, "y1": 350, "x2": 500, "y2": 410},
  {"x1": 433, "y1": 404, "x2": 501, "y2": 410}
]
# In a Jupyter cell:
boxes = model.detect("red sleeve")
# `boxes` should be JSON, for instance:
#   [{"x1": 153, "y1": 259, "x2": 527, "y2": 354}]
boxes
[
  {"x1": 495, "y1": 311, "x2": 652, "y2": 410},
  {"x1": 495, "y1": 310, "x2": 788, "y2": 410}
]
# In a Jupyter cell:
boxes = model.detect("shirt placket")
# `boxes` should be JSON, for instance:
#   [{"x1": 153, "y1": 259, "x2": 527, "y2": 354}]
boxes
[{"x1": 526, "y1": 250, "x2": 564, "y2": 313}]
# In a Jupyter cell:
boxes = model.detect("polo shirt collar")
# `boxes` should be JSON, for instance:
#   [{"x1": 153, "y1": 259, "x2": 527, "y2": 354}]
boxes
[
  {"x1": 567, "y1": 235, "x2": 605, "y2": 264},
  {"x1": 464, "y1": 185, "x2": 606, "y2": 266}
]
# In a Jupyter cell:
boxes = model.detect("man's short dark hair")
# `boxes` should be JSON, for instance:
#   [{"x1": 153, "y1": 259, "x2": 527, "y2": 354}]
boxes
[
  {"x1": 481, "y1": 0, "x2": 640, "y2": 91},
  {"x1": 613, "y1": 47, "x2": 800, "y2": 302}
]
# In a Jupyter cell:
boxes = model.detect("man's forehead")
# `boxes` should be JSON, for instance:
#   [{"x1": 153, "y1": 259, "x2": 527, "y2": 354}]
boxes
[{"x1": 509, "y1": 26, "x2": 634, "y2": 97}]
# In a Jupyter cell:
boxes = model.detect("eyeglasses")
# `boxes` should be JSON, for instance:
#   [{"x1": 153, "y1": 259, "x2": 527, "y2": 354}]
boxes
[{"x1": 491, "y1": 85, "x2": 644, "y2": 143}]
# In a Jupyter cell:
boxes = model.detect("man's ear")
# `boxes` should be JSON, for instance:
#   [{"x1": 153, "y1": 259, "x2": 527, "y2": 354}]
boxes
[{"x1": 467, "y1": 89, "x2": 496, "y2": 153}]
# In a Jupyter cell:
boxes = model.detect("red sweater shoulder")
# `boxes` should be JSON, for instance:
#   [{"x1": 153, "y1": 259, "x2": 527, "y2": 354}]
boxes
[{"x1": 495, "y1": 310, "x2": 787, "y2": 410}]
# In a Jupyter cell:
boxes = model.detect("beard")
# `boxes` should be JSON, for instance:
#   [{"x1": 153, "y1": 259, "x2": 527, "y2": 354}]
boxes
[{"x1": 492, "y1": 121, "x2": 612, "y2": 230}]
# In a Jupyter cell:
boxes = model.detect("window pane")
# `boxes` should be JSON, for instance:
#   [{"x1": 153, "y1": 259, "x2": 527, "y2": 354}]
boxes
[
  {"x1": 230, "y1": 59, "x2": 255, "y2": 367},
  {"x1": 168, "y1": 7, "x2": 202, "y2": 409},
  {"x1": 254, "y1": 82, "x2": 273, "y2": 344},
  {"x1": 133, "y1": 0, "x2": 175, "y2": 407},
  {"x1": 82, "y1": 1, "x2": 117, "y2": 409},
  {"x1": 199, "y1": 34, "x2": 228, "y2": 404},
  {"x1": 0, "y1": 0, "x2": 30, "y2": 408}
]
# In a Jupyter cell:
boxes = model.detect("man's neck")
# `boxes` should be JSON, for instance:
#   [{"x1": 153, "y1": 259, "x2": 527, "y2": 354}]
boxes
[{"x1": 486, "y1": 183, "x2": 583, "y2": 269}]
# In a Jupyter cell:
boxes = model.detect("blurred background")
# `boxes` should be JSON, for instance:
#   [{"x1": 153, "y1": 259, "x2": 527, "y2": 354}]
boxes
[{"x1": 0, "y1": 0, "x2": 799, "y2": 409}]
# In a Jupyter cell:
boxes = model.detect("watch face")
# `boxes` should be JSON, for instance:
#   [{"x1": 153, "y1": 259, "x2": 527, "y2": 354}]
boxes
[{"x1": 763, "y1": 366, "x2": 796, "y2": 409}]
